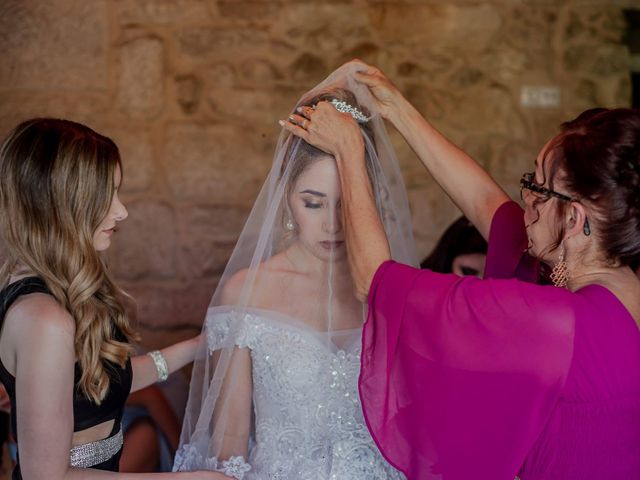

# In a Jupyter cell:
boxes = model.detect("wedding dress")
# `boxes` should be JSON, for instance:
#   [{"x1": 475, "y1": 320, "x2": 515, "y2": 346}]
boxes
[{"x1": 174, "y1": 63, "x2": 417, "y2": 479}]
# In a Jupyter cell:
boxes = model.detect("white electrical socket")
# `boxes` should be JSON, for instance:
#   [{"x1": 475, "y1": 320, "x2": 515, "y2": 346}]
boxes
[{"x1": 520, "y1": 85, "x2": 561, "y2": 108}]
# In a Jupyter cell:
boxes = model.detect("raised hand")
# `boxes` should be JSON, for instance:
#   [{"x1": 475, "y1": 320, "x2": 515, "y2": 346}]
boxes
[
  {"x1": 280, "y1": 101, "x2": 364, "y2": 160},
  {"x1": 348, "y1": 60, "x2": 404, "y2": 121}
]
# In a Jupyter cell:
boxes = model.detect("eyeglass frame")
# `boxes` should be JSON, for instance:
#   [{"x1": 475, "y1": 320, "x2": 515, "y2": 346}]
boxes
[
  {"x1": 519, "y1": 172, "x2": 591, "y2": 236},
  {"x1": 519, "y1": 172, "x2": 574, "y2": 202}
]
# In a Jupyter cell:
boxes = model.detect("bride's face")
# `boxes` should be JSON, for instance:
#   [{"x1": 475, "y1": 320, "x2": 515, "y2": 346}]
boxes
[{"x1": 289, "y1": 157, "x2": 345, "y2": 263}]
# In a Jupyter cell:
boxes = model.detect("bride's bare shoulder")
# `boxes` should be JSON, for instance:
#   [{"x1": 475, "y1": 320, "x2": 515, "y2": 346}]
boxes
[{"x1": 220, "y1": 253, "x2": 295, "y2": 305}]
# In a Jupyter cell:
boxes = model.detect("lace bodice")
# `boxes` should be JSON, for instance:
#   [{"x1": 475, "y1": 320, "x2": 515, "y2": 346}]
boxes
[{"x1": 174, "y1": 309, "x2": 404, "y2": 479}]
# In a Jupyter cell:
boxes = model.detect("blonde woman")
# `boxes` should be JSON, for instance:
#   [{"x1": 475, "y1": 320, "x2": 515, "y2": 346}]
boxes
[{"x1": 0, "y1": 118, "x2": 230, "y2": 480}]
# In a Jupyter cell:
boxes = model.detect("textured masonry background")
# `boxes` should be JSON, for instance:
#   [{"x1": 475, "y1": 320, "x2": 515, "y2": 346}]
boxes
[{"x1": 0, "y1": 0, "x2": 635, "y2": 348}]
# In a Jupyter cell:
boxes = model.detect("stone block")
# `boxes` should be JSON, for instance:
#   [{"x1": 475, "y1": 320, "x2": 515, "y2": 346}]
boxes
[
  {"x1": 109, "y1": 200, "x2": 178, "y2": 281},
  {"x1": 174, "y1": 75, "x2": 203, "y2": 114},
  {"x1": 479, "y1": 46, "x2": 529, "y2": 84},
  {"x1": 404, "y1": 85, "x2": 456, "y2": 121},
  {"x1": 502, "y1": 5, "x2": 555, "y2": 58},
  {"x1": 177, "y1": 27, "x2": 269, "y2": 57},
  {"x1": 202, "y1": 63, "x2": 237, "y2": 88},
  {"x1": 124, "y1": 279, "x2": 218, "y2": 329},
  {"x1": 277, "y1": 3, "x2": 372, "y2": 56},
  {"x1": 289, "y1": 53, "x2": 330, "y2": 82},
  {"x1": 103, "y1": 128, "x2": 156, "y2": 194},
  {"x1": 0, "y1": 1, "x2": 108, "y2": 90},
  {"x1": 0, "y1": 93, "x2": 111, "y2": 140},
  {"x1": 216, "y1": 1, "x2": 282, "y2": 18},
  {"x1": 369, "y1": 4, "x2": 501, "y2": 53},
  {"x1": 206, "y1": 86, "x2": 299, "y2": 125},
  {"x1": 239, "y1": 59, "x2": 282, "y2": 85},
  {"x1": 115, "y1": 0, "x2": 210, "y2": 25},
  {"x1": 493, "y1": 139, "x2": 538, "y2": 200},
  {"x1": 395, "y1": 53, "x2": 459, "y2": 84},
  {"x1": 163, "y1": 123, "x2": 272, "y2": 206},
  {"x1": 116, "y1": 37, "x2": 165, "y2": 120},
  {"x1": 178, "y1": 206, "x2": 250, "y2": 278},
  {"x1": 450, "y1": 85, "x2": 527, "y2": 139},
  {"x1": 590, "y1": 44, "x2": 630, "y2": 76},
  {"x1": 408, "y1": 185, "x2": 460, "y2": 258},
  {"x1": 335, "y1": 42, "x2": 383, "y2": 66}
]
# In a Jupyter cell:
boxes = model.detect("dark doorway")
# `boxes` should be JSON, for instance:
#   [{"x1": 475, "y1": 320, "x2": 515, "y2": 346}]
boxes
[{"x1": 624, "y1": 10, "x2": 640, "y2": 108}]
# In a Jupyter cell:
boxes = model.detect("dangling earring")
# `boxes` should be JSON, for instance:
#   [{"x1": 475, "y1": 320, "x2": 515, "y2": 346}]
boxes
[
  {"x1": 284, "y1": 212, "x2": 295, "y2": 231},
  {"x1": 550, "y1": 242, "x2": 569, "y2": 288},
  {"x1": 285, "y1": 218, "x2": 295, "y2": 231}
]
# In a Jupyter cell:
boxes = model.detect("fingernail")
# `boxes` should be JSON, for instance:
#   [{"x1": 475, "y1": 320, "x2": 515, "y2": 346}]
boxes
[
  {"x1": 296, "y1": 107, "x2": 303, "y2": 112},
  {"x1": 278, "y1": 120, "x2": 285, "y2": 126}
]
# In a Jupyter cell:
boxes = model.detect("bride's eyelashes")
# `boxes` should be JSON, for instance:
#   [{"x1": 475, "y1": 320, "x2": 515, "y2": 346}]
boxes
[{"x1": 299, "y1": 190, "x2": 327, "y2": 209}]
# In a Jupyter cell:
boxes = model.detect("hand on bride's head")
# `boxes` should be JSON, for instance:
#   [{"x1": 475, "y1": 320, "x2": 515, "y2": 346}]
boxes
[{"x1": 280, "y1": 101, "x2": 363, "y2": 158}]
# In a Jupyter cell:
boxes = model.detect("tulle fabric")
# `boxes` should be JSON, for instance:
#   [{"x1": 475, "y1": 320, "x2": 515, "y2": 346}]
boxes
[{"x1": 174, "y1": 63, "x2": 417, "y2": 478}]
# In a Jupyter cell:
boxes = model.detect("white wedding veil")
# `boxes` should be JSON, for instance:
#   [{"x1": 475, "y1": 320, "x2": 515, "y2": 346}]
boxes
[{"x1": 174, "y1": 63, "x2": 417, "y2": 478}]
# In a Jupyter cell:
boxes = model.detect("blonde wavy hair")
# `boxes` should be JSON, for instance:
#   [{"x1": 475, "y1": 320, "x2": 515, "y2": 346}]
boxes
[{"x1": 0, "y1": 118, "x2": 136, "y2": 404}]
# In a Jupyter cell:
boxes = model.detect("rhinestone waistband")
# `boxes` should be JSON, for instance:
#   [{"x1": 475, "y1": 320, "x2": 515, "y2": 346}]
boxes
[{"x1": 69, "y1": 426, "x2": 123, "y2": 468}]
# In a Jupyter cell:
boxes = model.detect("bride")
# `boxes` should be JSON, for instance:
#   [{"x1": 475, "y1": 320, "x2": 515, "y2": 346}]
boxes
[{"x1": 173, "y1": 64, "x2": 416, "y2": 479}]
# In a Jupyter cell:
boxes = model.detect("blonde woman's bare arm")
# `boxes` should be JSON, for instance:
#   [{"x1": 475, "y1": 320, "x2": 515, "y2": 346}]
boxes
[
  {"x1": 9, "y1": 295, "x2": 228, "y2": 480},
  {"x1": 131, "y1": 335, "x2": 200, "y2": 392}
]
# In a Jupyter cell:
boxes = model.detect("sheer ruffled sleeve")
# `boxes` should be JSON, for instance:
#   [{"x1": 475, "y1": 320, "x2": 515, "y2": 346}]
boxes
[
  {"x1": 359, "y1": 261, "x2": 575, "y2": 480},
  {"x1": 205, "y1": 310, "x2": 258, "y2": 352},
  {"x1": 484, "y1": 200, "x2": 539, "y2": 282},
  {"x1": 174, "y1": 309, "x2": 253, "y2": 479}
]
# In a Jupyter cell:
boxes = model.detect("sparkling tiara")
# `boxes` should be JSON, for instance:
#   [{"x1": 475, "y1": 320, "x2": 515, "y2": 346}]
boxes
[{"x1": 330, "y1": 99, "x2": 371, "y2": 123}]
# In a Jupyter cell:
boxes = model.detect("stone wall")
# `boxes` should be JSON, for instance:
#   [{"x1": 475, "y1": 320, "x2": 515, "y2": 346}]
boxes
[{"x1": 0, "y1": 0, "x2": 636, "y2": 347}]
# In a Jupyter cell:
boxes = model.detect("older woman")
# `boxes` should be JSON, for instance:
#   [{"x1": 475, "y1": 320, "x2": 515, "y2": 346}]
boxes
[{"x1": 282, "y1": 61, "x2": 640, "y2": 480}]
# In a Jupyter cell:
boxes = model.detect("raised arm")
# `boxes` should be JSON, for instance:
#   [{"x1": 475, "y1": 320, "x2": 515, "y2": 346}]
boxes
[
  {"x1": 281, "y1": 103, "x2": 390, "y2": 300},
  {"x1": 353, "y1": 62, "x2": 509, "y2": 239}
]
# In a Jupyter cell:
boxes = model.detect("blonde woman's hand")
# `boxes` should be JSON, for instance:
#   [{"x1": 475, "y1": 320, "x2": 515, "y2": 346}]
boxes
[
  {"x1": 280, "y1": 101, "x2": 364, "y2": 160},
  {"x1": 188, "y1": 471, "x2": 234, "y2": 479}
]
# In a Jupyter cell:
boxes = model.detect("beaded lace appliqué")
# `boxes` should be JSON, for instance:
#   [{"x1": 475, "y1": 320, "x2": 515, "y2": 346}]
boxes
[
  {"x1": 174, "y1": 444, "x2": 250, "y2": 479},
  {"x1": 178, "y1": 311, "x2": 405, "y2": 479}
]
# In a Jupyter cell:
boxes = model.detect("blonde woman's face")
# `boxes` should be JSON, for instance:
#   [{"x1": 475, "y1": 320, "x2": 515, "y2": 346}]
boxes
[{"x1": 93, "y1": 165, "x2": 128, "y2": 251}]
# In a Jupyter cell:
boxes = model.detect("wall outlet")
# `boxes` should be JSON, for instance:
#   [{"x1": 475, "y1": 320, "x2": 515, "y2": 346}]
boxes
[{"x1": 520, "y1": 85, "x2": 561, "y2": 108}]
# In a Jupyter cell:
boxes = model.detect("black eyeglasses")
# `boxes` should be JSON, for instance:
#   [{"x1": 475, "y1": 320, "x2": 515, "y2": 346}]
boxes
[
  {"x1": 520, "y1": 172, "x2": 574, "y2": 202},
  {"x1": 519, "y1": 172, "x2": 591, "y2": 236}
]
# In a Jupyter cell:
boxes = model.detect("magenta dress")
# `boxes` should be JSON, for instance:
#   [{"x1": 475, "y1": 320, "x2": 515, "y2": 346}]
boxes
[{"x1": 359, "y1": 201, "x2": 640, "y2": 480}]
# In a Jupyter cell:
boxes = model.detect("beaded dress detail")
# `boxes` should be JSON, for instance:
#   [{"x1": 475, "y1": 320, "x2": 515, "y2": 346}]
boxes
[{"x1": 174, "y1": 308, "x2": 404, "y2": 479}]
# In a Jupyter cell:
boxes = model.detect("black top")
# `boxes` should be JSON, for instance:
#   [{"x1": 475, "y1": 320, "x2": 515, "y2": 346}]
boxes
[{"x1": 0, "y1": 277, "x2": 132, "y2": 478}]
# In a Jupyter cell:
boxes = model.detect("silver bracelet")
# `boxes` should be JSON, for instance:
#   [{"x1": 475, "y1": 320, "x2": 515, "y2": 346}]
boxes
[{"x1": 147, "y1": 350, "x2": 169, "y2": 382}]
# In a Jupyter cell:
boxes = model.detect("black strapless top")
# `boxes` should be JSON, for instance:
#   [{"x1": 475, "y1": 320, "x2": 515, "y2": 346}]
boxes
[{"x1": 0, "y1": 277, "x2": 132, "y2": 478}]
